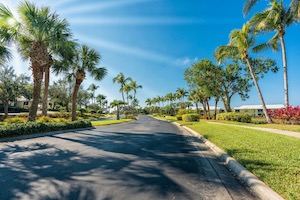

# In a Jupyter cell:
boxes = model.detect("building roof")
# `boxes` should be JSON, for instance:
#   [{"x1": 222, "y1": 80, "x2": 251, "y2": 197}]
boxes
[{"x1": 233, "y1": 104, "x2": 285, "y2": 110}]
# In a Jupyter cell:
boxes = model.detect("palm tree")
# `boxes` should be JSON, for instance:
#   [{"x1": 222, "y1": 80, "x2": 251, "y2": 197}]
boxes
[
  {"x1": 130, "y1": 81, "x2": 142, "y2": 102},
  {"x1": 176, "y1": 88, "x2": 188, "y2": 108},
  {"x1": 110, "y1": 100, "x2": 125, "y2": 120},
  {"x1": 123, "y1": 83, "x2": 132, "y2": 108},
  {"x1": 215, "y1": 23, "x2": 273, "y2": 123},
  {"x1": 113, "y1": 73, "x2": 132, "y2": 102},
  {"x1": 249, "y1": 0, "x2": 293, "y2": 107},
  {"x1": 70, "y1": 45, "x2": 107, "y2": 121},
  {"x1": 0, "y1": 2, "x2": 74, "y2": 121},
  {"x1": 96, "y1": 94, "x2": 106, "y2": 109},
  {"x1": 145, "y1": 98, "x2": 152, "y2": 107},
  {"x1": 88, "y1": 83, "x2": 99, "y2": 104}
]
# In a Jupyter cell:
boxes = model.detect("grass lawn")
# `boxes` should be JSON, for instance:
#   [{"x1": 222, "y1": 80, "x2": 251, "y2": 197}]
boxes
[
  {"x1": 91, "y1": 119, "x2": 133, "y2": 126},
  {"x1": 152, "y1": 116, "x2": 177, "y2": 122},
  {"x1": 179, "y1": 121, "x2": 300, "y2": 199},
  {"x1": 209, "y1": 120, "x2": 300, "y2": 133}
]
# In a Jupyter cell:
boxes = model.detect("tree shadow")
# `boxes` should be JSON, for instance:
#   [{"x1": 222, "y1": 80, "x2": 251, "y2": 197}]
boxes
[{"x1": 0, "y1": 120, "x2": 256, "y2": 199}]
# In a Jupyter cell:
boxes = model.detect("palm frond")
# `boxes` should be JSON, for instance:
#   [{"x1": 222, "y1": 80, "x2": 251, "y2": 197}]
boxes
[
  {"x1": 90, "y1": 67, "x2": 107, "y2": 81},
  {"x1": 243, "y1": 0, "x2": 261, "y2": 16}
]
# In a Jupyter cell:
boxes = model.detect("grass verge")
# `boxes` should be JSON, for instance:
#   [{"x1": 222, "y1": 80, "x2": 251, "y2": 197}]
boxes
[
  {"x1": 180, "y1": 121, "x2": 300, "y2": 199},
  {"x1": 153, "y1": 116, "x2": 177, "y2": 122},
  {"x1": 209, "y1": 120, "x2": 300, "y2": 133},
  {"x1": 91, "y1": 119, "x2": 133, "y2": 126}
]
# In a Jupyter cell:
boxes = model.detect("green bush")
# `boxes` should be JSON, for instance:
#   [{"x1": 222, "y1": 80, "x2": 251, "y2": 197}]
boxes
[
  {"x1": 176, "y1": 115, "x2": 182, "y2": 121},
  {"x1": 5, "y1": 117, "x2": 26, "y2": 124},
  {"x1": 216, "y1": 112, "x2": 252, "y2": 123},
  {"x1": 182, "y1": 114, "x2": 199, "y2": 122},
  {"x1": 37, "y1": 116, "x2": 52, "y2": 123},
  {"x1": 177, "y1": 109, "x2": 188, "y2": 116},
  {"x1": 0, "y1": 120, "x2": 92, "y2": 138}
]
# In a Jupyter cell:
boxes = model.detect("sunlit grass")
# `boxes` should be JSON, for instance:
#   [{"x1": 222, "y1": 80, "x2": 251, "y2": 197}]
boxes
[
  {"x1": 91, "y1": 119, "x2": 133, "y2": 126},
  {"x1": 209, "y1": 120, "x2": 300, "y2": 133},
  {"x1": 181, "y1": 121, "x2": 300, "y2": 199}
]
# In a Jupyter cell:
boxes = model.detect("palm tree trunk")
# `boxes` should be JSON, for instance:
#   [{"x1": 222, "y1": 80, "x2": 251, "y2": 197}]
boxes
[
  {"x1": 279, "y1": 35, "x2": 289, "y2": 108},
  {"x1": 28, "y1": 67, "x2": 44, "y2": 121},
  {"x1": 245, "y1": 58, "x2": 273, "y2": 123},
  {"x1": 116, "y1": 105, "x2": 120, "y2": 120},
  {"x1": 214, "y1": 97, "x2": 219, "y2": 120},
  {"x1": 72, "y1": 70, "x2": 85, "y2": 121}
]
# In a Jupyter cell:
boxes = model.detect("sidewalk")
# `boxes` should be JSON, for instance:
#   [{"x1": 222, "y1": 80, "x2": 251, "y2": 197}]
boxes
[{"x1": 207, "y1": 122, "x2": 300, "y2": 139}]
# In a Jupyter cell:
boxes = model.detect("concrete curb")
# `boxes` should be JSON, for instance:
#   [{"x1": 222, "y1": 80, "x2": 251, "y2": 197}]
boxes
[{"x1": 172, "y1": 122, "x2": 284, "y2": 200}]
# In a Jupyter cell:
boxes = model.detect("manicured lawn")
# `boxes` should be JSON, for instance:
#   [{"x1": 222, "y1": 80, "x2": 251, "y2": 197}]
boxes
[
  {"x1": 153, "y1": 116, "x2": 177, "y2": 122},
  {"x1": 91, "y1": 119, "x2": 133, "y2": 126},
  {"x1": 180, "y1": 121, "x2": 300, "y2": 199},
  {"x1": 210, "y1": 120, "x2": 300, "y2": 133}
]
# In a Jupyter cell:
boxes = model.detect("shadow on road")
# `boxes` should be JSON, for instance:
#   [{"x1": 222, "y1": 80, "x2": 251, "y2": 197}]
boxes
[{"x1": 0, "y1": 120, "x2": 257, "y2": 199}]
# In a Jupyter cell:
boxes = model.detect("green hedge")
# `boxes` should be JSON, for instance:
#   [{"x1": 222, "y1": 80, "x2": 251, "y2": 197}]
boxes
[
  {"x1": 0, "y1": 120, "x2": 92, "y2": 138},
  {"x1": 182, "y1": 114, "x2": 199, "y2": 122},
  {"x1": 176, "y1": 115, "x2": 182, "y2": 121},
  {"x1": 216, "y1": 112, "x2": 252, "y2": 123}
]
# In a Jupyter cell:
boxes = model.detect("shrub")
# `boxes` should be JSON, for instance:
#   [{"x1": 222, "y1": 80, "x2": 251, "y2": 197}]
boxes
[
  {"x1": 0, "y1": 120, "x2": 92, "y2": 138},
  {"x1": 176, "y1": 115, "x2": 182, "y2": 121},
  {"x1": 269, "y1": 106, "x2": 300, "y2": 124},
  {"x1": 177, "y1": 109, "x2": 188, "y2": 116},
  {"x1": 37, "y1": 116, "x2": 52, "y2": 123},
  {"x1": 182, "y1": 114, "x2": 199, "y2": 122},
  {"x1": 216, "y1": 112, "x2": 252, "y2": 123},
  {"x1": 4, "y1": 117, "x2": 26, "y2": 124}
]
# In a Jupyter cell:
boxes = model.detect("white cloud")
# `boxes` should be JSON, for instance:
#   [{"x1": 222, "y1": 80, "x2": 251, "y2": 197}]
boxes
[{"x1": 175, "y1": 57, "x2": 198, "y2": 66}]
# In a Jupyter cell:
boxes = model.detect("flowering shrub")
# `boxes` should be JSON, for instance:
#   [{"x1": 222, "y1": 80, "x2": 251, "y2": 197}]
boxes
[{"x1": 268, "y1": 106, "x2": 300, "y2": 124}]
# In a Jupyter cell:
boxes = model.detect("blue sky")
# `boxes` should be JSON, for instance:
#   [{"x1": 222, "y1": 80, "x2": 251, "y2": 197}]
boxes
[{"x1": 2, "y1": 0, "x2": 300, "y2": 107}]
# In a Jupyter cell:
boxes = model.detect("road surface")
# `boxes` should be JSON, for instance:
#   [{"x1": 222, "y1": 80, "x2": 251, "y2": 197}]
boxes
[{"x1": 0, "y1": 116, "x2": 256, "y2": 200}]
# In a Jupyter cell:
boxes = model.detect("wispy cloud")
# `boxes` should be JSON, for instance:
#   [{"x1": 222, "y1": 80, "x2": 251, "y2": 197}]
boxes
[
  {"x1": 175, "y1": 57, "x2": 198, "y2": 66},
  {"x1": 61, "y1": 0, "x2": 154, "y2": 15},
  {"x1": 70, "y1": 17, "x2": 201, "y2": 26},
  {"x1": 76, "y1": 33, "x2": 174, "y2": 64}
]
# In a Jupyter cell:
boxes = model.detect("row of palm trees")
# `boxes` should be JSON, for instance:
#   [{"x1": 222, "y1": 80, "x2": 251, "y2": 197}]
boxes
[
  {"x1": 214, "y1": 0, "x2": 300, "y2": 123},
  {"x1": 0, "y1": 2, "x2": 107, "y2": 121},
  {"x1": 145, "y1": 88, "x2": 190, "y2": 114},
  {"x1": 113, "y1": 72, "x2": 142, "y2": 111}
]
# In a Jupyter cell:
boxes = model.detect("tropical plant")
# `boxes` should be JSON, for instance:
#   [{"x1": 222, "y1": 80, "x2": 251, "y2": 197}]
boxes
[
  {"x1": 87, "y1": 83, "x2": 99, "y2": 105},
  {"x1": 113, "y1": 73, "x2": 132, "y2": 102},
  {"x1": 110, "y1": 100, "x2": 125, "y2": 120},
  {"x1": 248, "y1": 0, "x2": 293, "y2": 107},
  {"x1": 215, "y1": 23, "x2": 274, "y2": 123},
  {"x1": 0, "y1": 2, "x2": 74, "y2": 120},
  {"x1": 69, "y1": 45, "x2": 107, "y2": 121},
  {"x1": 0, "y1": 66, "x2": 30, "y2": 116}
]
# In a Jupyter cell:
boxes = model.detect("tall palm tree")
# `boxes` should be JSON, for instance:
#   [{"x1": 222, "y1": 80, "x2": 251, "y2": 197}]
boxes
[
  {"x1": 249, "y1": 0, "x2": 293, "y2": 107},
  {"x1": 88, "y1": 83, "x2": 99, "y2": 104},
  {"x1": 0, "y1": 2, "x2": 73, "y2": 121},
  {"x1": 113, "y1": 73, "x2": 132, "y2": 102},
  {"x1": 145, "y1": 98, "x2": 152, "y2": 107},
  {"x1": 123, "y1": 83, "x2": 132, "y2": 107},
  {"x1": 96, "y1": 94, "x2": 106, "y2": 109},
  {"x1": 70, "y1": 45, "x2": 107, "y2": 121},
  {"x1": 129, "y1": 81, "x2": 142, "y2": 101},
  {"x1": 215, "y1": 23, "x2": 273, "y2": 123},
  {"x1": 176, "y1": 88, "x2": 188, "y2": 108}
]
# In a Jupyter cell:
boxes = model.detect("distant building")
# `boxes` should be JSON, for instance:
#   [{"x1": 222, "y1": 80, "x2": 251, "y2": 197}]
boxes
[{"x1": 233, "y1": 104, "x2": 285, "y2": 117}]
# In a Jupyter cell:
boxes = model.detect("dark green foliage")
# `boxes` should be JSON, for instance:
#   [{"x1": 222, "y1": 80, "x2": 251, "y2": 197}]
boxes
[
  {"x1": 182, "y1": 114, "x2": 199, "y2": 122},
  {"x1": 0, "y1": 120, "x2": 92, "y2": 138},
  {"x1": 176, "y1": 115, "x2": 182, "y2": 121},
  {"x1": 216, "y1": 112, "x2": 252, "y2": 123}
]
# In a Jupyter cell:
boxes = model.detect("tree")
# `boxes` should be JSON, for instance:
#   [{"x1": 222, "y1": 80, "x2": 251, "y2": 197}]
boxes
[
  {"x1": 291, "y1": 0, "x2": 300, "y2": 20},
  {"x1": 130, "y1": 81, "x2": 142, "y2": 101},
  {"x1": 215, "y1": 23, "x2": 275, "y2": 123},
  {"x1": 123, "y1": 83, "x2": 132, "y2": 107},
  {"x1": 88, "y1": 83, "x2": 99, "y2": 105},
  {"x1": 249, "y1": 0, "x2": 293, "y2": 107},
  {"x1": 176, "y1": 88, "x2": 188, "y2": 108},
  {"x1": 77, "y1": 87, "x2": 90, "y2": 109},
  {"x1": 96, "y1": 94, "x2": 107, "y2": 109},
  {"x1": 70, "y1": 45, "x2": 107, "y2": 121},
  {"x1": 0, "y1": 2, "x2": 73, "y2": 121},
  {"x1": 110, "y1": 100, "x2": 125, "y2": 120},
  {"x1": 218, "y1": 61, "x2": 252, "y2": 112},
  {"x1": 49, "y1": 79, "x2": 73, "y2": 111},
  {"x1": 113, "y1": 73, "x2": 132, "y2": 103},
  {"x1": 0, "y1": 66, "x2": 30, "y2": 116}
]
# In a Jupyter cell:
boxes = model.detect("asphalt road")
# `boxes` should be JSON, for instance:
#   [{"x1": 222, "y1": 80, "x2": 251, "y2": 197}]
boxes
[{"x1": 0, "y1": 116, "x2": 257, "y2": 200}]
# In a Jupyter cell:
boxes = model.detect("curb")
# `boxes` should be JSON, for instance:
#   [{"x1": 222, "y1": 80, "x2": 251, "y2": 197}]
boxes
[{"x1": 172, "y1": 122, "x2": 284, "y2": 200}]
